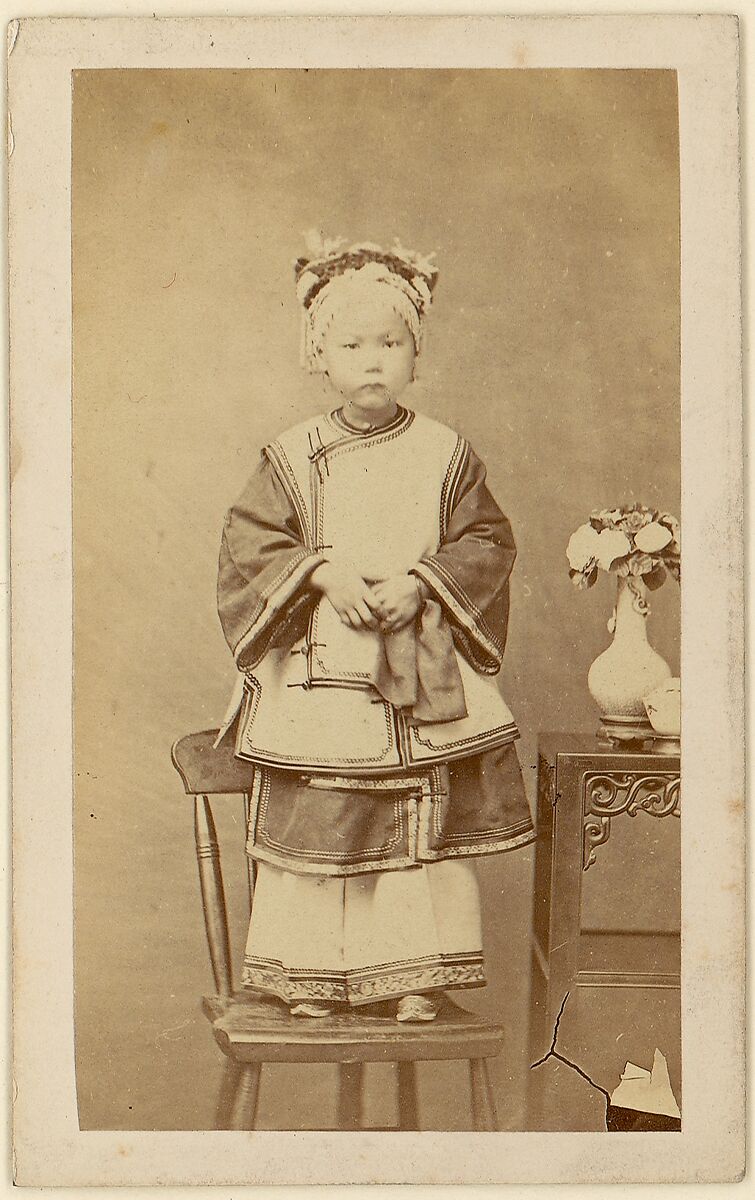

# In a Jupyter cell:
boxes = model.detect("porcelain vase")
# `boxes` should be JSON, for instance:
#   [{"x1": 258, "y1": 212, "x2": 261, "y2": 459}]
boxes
[{"x1": 587, "y1": 576, "x2": 672, "y2": 724}]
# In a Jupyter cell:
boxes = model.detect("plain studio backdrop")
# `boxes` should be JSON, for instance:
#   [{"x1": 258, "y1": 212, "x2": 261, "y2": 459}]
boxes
[{"x1": 72, "y1": 69, "x2": 680, "y2": 1131}]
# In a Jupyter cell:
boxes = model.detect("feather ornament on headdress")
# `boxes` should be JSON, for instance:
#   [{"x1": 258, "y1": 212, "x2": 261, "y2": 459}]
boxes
[
  {"x1": 302, "y1": 228, "x2": 348, "y2": 260},
  {"x1": 391, "y1": 239, "x2": 438, "y2": 281},
  {"x1": 293, "y1": 235, "x2": 439, "y2": 371}
]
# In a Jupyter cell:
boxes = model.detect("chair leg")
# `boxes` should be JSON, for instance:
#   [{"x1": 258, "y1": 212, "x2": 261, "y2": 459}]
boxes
[
  {"x1": 194, "y1": 795, "x2": 233, "y2": 997},
  {"x1": 228, "y1": 1063, "x2": 262, "y2": 1130},
  {"x1": 397, "y1": 1061, "x2": 419, "y2": 1130},
  {"x1": 243, "y1": 792, "x2": 257, "y2": 917},
  {"x1": 338, "y1": 1062, "x2": 364, "y2": 1131},
  {"x1": 469, "y1": 1058, "x2": 499, "y2": 1131},
  {"x1": 215, "y1": 1058, "x2": 243, "y2": 1129}
]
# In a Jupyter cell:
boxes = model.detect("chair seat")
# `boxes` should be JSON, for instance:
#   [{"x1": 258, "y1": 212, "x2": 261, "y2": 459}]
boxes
[{"x1": 203, "y1": 992, "x2": 505, "y2": 1064}]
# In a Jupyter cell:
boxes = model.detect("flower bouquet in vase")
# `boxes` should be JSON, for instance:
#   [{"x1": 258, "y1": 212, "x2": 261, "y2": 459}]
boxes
[{"x1": 567, "y1": 504, "x2": 680, "y2": 746}]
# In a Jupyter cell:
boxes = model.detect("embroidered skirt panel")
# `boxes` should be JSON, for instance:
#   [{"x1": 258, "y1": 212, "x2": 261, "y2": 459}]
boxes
[{"x1": 245, "y1": 743, "x2": 535, "y2": 877}]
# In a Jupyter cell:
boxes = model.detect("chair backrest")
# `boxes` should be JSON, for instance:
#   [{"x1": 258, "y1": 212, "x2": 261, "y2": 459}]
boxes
[
  {"x1": 171, "y1": 728, "x2": 256, "y2": 795},
  {"x1": 171, "y1": 730, "x2": 257, "y2": 998}
]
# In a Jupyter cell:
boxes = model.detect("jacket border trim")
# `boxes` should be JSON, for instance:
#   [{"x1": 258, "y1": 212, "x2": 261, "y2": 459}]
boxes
[
  {"x1": 412, "y1": 559, "x2": 503, "y2": 672},
  {"x1": 233, "y1": 720, "x2": 518, "y2": 775},
  {"x1": 232, "y1": 552, "x2": 326, "y2": 666},
  {"x1": 408, "y1": 719, "x2": 519, "y2": 756},
  {"x1": 236, "y1": 677, "x2": 402, "y2": 769},
  {"x1": 439, "y1": 435, "x2": 468, "y2": 540},
  {"x1": 265, "y1": 441, "x2": 314, "y2": 545}
]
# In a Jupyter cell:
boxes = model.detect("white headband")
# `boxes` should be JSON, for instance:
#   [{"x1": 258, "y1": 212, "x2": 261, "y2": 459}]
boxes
[
  {"x1": 294, "y1": 236, "x2": 438, "y2": 373},
  {"x1": 303, "y1": 267, "x2": 423, "y2": 373}
]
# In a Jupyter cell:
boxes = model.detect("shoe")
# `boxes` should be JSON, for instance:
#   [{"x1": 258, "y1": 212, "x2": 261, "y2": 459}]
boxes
[
  {"x1": 290, "y1": 1001, "x2": 333, "y2": 1017},
  {"x1": 396, "y1": 994, "x2": 439, "y2": 1022}
]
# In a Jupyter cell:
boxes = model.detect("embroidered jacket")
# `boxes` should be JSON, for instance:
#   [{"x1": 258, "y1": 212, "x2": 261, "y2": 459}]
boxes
[{"x1": 218, "y1": 406, "x2": 520, "y2": 776}]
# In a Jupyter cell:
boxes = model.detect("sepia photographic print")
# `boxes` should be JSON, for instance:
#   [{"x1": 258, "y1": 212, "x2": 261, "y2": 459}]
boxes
[{"x1": 10, "y1": 14, "x2": 744, "y2": 1187}]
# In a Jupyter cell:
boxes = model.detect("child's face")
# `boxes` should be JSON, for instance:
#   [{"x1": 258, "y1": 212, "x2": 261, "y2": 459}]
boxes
[{"x1": 318, "y1": 295, "x2": 417, "y2": 411}]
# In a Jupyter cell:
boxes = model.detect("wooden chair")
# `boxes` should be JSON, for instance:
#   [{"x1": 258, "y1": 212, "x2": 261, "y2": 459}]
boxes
[{"x1": 171, "y1": 729, "x2": 505, "y2": 1131}]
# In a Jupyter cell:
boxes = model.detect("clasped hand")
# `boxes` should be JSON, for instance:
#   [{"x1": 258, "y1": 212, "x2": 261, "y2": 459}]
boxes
[{"x1": 310, "y1": 563, "x2": 421, "y2": 633}]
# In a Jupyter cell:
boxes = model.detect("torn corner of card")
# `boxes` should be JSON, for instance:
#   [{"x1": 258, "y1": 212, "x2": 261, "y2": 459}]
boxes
[{"x1": 610, "y1": 1048, "x2": 681, "y2": 1120}]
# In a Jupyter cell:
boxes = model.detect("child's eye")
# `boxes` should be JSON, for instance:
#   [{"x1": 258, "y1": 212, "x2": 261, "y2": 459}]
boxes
[{"x1": 342, "y1": 342, "x2": 358, "y2": 350}]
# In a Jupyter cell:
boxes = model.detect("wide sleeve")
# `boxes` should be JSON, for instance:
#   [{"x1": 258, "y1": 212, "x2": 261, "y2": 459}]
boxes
[
  {"x1": 217, "y1": 450, "x2": 327, "y2": 670},
  {"x1": 411, "y1": 442, "x2": 517, "y2": 674}
]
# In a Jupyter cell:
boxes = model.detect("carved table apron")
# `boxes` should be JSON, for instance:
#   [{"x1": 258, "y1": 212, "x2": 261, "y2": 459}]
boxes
[{"x1": 527, "y1": 733, "x2": 680, "y2": 1123}]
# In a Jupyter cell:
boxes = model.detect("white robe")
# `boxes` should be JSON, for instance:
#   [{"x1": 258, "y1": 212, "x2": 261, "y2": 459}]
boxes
[{"x1": 243, "y1": 858, "x2": 484, "y2": 1006}]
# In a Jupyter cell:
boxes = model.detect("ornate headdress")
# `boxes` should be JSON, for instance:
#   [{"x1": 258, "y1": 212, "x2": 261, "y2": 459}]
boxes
[{"x1": 294, "y1": 231, "x2": 439, "y2": 372}]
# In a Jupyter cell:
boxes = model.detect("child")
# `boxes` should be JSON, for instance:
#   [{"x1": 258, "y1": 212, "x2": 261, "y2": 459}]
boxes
[{"x1": 217, "y1": 236, "x2": 534, "y2": 1022}]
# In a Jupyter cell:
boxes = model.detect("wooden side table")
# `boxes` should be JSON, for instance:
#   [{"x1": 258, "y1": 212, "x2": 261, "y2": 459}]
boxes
[{"x1": 527, "y1": 733, "x2": 680, "y2": 1124}]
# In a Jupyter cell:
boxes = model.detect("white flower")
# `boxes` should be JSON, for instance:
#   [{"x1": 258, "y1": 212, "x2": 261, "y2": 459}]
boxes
[
  {"x1": 566, "y1": 523, "x2": 601, "y2": 571},
  {"x1": 595, "y1": 528, "x2": 632, "y2": 570},
  {"x1": 634, "y1": 521, "x2": 673, "y2": 553}
]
